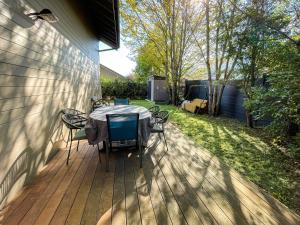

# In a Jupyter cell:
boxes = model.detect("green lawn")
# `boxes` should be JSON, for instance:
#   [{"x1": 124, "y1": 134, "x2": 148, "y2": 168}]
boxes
[{"x1": 131, "y1": 99, "x2": 300, "y2": 212}]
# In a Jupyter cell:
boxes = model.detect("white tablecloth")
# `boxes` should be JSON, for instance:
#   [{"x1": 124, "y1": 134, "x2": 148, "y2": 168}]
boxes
[{"x1": 85, "y1": 105, "x2": 152, "y2": 145}]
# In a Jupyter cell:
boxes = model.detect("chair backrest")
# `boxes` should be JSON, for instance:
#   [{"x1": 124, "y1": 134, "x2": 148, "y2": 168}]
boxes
[
  {"x1": 155, "y1": 111, "x2": 169, "y2": 124},
  {"x1": 92, "y1": 99, "x2": 109, "y2": 111},
  {"x1": 148, "y1": 105, "x2": 160, "y2": 115},
  {"x1": 62, "y1": 108, "x2": 84, "y2": 116},
  {"x1": 91, "y1": 96, "x2": 98, "y2": 103},
  {"x1": 61, "y1": 114, "x2": 83, "y2": 129},
  {"x1": 106, "y1": 113, "x2": 139, "y2": 142},
  {"x1": 114, "y1": 98, "x2": 129, "y2": 105}
]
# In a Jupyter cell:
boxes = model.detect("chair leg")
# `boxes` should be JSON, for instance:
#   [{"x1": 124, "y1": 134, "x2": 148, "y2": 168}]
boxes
[
  {"x1": 105, "y1": 141, "x2": 109, "y2": 172},
  {"x1": 66, "y1": 130, "x2": 70, "y2": 147},
  {"x1": 67, "y1": 132, "x2": 73, "y2": 165},
  {"x1": 97, "y1": 143, "x2": 101, "y2": 164},
  {"x1": 139, "y1": 140, "x2": 143, "y2": 168},
  {"x1": 76, "y1": 140, "x2": 80, "y2": 151},
  {"x1": 162, "y1": 131, "x2": 169, "y2": 151},
  {"x1": 103, "y1": 141, "x2": 106, "y2": 151}
]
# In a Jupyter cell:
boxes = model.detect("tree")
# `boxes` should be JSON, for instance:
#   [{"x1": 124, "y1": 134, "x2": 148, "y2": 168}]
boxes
[
  {"x1": 121, "y1": 0, "x2": 202, "y2": 105},
  {"x1": 134, "y1": 40, "x2": 164, "y2": 83},
  {"x1": 229, "y1": 0, "x2": 300, "y2": 49},
  {"x1": 195, "y1": 0, "x2": 299, "y2": 117},
  {"x1": 236, "y1": 0, "x2": 300, "y2": 128},
  {"x1": 194, "y1": 0, "x2": 244, "y2": 116},
  {"x1": 237, "y1": 0, "x2": 268, "y2": 127},
  {"x1": 248, "y1": 41, "x2": 300, "y2": 138}
]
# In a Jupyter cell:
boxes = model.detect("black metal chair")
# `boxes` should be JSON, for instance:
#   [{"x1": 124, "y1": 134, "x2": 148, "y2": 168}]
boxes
[
  {"x1": 105, "y1": 113, "x2": 141, "y2": 171},
  {"x1": 61, "y1": 114, "x2": 101, "y2": 165},
  {"x1": 148, "y1": 105, "x2": 160, "y2": 123},
  {"x1": 61, "y1": 108, "x2": 87, "y2": 147},
  {"x1": 150, "y1": 111, "x2": 169, "y2": 151}
]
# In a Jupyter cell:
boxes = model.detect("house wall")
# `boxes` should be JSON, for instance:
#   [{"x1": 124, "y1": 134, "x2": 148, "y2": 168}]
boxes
[
  {"x1": 100, "y1": 64, "x2": 125, "y2": 81},
  {"x1": 0, "y1": 0, "x2": 100, "y2": 208}
]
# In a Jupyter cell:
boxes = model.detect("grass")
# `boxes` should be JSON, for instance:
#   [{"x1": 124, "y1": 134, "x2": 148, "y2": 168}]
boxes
[{"x1": 131, "y1": 99, "x2": 300, "y2": 213}]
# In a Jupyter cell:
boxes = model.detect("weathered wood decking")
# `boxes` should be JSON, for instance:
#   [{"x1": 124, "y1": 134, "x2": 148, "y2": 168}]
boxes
[{"x1": 1, "y1": 124, "x2": 299, "y2": 225}]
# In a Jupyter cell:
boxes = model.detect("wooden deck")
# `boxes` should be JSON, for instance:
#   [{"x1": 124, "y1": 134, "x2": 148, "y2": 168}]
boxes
[{"x1": 1, "y1": 123, "x2": 300, "y2": 225}]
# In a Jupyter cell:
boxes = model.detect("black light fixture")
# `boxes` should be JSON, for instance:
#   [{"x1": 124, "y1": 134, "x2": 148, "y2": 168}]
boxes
[{"x1": 27, "y1": 9, "x2": 58, "y2": 23}]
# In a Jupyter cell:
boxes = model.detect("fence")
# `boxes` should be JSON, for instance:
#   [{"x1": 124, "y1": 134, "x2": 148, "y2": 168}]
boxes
[{"x1": 184, "y1": 80, "x2": 269, "y2": 126}]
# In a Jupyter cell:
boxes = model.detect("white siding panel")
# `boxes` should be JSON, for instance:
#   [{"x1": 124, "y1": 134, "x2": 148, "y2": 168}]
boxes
[{"x1": 0, "y1": 0, "x2": 100, "y2": 208}]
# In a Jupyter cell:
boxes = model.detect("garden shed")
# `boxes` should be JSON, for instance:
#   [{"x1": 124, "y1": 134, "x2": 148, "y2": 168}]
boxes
[{"x1": 147, "y1": 76, "x2": 169, "y2": 103}]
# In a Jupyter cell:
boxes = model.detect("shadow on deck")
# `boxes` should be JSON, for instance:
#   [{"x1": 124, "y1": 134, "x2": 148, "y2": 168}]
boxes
[{"x1": 0, "y1": 123, "x2": 299, "y2": 225}]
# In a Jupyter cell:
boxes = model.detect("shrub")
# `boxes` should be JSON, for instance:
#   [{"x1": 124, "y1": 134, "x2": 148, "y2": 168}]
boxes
[
  {"x1": 245, "y1": 42, "x2": 300, "y2": 139},
  {"x1": 101, "y1": 79, "x2": 147, "y2": 99},
  {"x1": 247, "y1": 72, "x2": 300, "y2": 138}
]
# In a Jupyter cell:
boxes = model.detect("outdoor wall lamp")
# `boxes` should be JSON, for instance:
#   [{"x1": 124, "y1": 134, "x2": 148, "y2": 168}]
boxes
[
  {"x1": 27, "y1": 9, "x2": 58, "y2": 23},
  {"x1": 11, "y1": 7, "x2": 58, "y2": 28}
]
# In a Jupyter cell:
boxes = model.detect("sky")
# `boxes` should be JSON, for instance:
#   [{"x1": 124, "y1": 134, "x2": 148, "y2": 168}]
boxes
[{"x1": 99, "y1": 40, "x2": 136, "y2": 77}]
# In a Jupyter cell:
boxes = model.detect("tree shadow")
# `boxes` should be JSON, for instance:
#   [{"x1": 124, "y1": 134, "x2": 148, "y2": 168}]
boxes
[
  {"x1": 163, "y1": 121, "x2": 300, "y2": 224},
  {"x1": 0, "y1": 0, "x2": 99, "y2": 212},
  {"x1": 0, "y1": 147, "x2": 31, "y2": 208},
  {"x1": 170, "y1": 109, "x2": 299, "y2": 214}
]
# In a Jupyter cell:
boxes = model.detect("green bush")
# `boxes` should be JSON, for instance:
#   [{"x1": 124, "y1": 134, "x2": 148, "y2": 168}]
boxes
[
  {"x1": 101, "y1": 79, "x2": 147, "y2": 99},
  {"x1": 245, "y1": 42, "x2": 300, "y2": 139},
  {"x1": 247, "y1": 73, "x2": 300, "y2": 138}
]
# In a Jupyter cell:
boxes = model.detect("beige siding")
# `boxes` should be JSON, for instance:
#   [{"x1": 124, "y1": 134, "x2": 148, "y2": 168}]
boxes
[
  {"x1": 100, "y1": 64, "x2": 125, "y2": 81},
  {"x1": 0, "y1": 0, "x2": 100, "y2": 208}
]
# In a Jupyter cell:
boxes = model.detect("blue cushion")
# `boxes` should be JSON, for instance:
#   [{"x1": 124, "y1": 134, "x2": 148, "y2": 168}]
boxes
[
  {"x1": 114, "y1": 98, "x2": 129, "y2": 105},
  {"x1": 73, "y1": 129, "x2": 87, "y2": 140},
  {"x1": 107, "y1": 114, "x2": 138, "y2": 142}
]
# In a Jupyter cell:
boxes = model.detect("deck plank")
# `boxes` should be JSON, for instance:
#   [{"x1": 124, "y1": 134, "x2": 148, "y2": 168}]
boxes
[
  {"x1": 47, "y1": 145, "x2": 95, "y2": 225},
  {"x1": 27, "y1": 144, "x2": 90, "y2": 225},
  {"x1": 0, "y1": 148, "x2": 66, "y2": 225},
  {"x1": 165, "y1": 123, "x2": 300, "y2": 225},
  {"x1": 131, "y1": 154, "x2": 157, "y2": 225},
  {"x1": 151, "y1": 153, "x2": 205, "y2": 225},
  {"x1": 146, "y1": 140, "x2": 218, "y2": 225},
  {"x1": 141, "y1": 154, "x2": 173, "y2": 225},
  {"x1": 152, "y1": 143, "x2": 250, "y2": 225},
  {"x1": 124, "y1": 151, "x2": 142, "y2": 225},
  {"x1": 4, "y1": 143, "x2": 88, "y2": 225},
  {"x1": 168, "y1": 152, "x2": 262, "y2": 225},
  {"x1": 111, "y1": 153, "x2": 126, "y2": 225},
  {"x1": 194, "y1": 136, "x2": 300, "y2": 224},
  {"x1": 64, "y1": 147, "x2": 99, "y2": 225},
  {"x1": 149, "y1": 146, "x2": 221, "y2": 225},
  {"x1": 163, "y1": 127, "x2": 271, "y2": 225},
  {"x1": 80, "y1": 154, "x2": 106, "y2": 225},
  {"x1": 96, "y1": 154, "x2": 117, "y2": 225},
  {"x1": 143, "y1": 152, "x2": 188, "y2": 225},
  {"x1": 35, "y1": 145, "x2": 95, "y2": 225}
]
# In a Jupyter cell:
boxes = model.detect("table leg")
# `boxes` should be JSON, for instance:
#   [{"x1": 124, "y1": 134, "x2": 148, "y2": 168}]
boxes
[{"x1": 102, "y1": 140, "x2": 106, "y2": 151}]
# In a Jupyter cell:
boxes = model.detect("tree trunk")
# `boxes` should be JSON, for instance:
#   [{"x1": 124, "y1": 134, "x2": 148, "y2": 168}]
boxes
[
  {"x1": 215, "y1": 85, "x2": 225, "y2": 116},
  {"x1": 246, "y1": 111, "x2": 254, "y2": 128},
  {"x1": 288, "y1": 121, "x2": 298, "y2": 136},
  {"x1": 205, "y1": 0, "x2": 213, "y2": 116},
  {"x1": 171, "y1": 81, "x2": 177, "y2": 105},
  {"x1": 208, "y1": 83, "x2": 213, "y2": 115}
]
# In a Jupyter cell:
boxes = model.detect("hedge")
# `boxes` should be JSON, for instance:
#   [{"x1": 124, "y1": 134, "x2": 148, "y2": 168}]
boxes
[{"x1": 101, "y1": 79, "x2": 147, "y2": 99}]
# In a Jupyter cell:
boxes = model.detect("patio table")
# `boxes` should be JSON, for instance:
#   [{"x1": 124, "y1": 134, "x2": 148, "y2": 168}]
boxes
[{"x1": 85, "y1": 105, "x2": 152, "y2": 146}]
